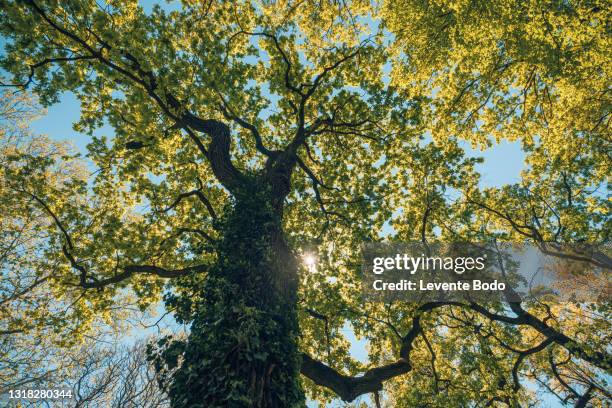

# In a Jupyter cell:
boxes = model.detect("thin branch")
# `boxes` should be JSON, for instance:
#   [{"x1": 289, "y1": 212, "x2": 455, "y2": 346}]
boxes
[
  {"x1": 217, "y1": 94, "x2": 278, "y2": 157},
  {"x1": 163, "y1": 190, "x2": 217, "y2": 219},
  {"x1": 511, "y1": 337, "x2": 555, "y2": 391},
  {"x1": 1, "y1": 55, "x2": 97, "y2": 88},
  {"x1": 24, "y1": 190, "x2": 204, "y2": 289},
  {"x1": 296, "y1": 156, "x2": 348, "y2": 222}
]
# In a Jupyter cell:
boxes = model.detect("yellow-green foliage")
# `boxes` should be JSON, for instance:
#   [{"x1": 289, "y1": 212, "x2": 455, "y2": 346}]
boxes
[{"x1": 0, "y1": 1, "x2": 609, "y2": 406}]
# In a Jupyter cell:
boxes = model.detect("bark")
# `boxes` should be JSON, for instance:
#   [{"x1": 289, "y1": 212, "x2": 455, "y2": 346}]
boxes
[{"x1": 163, "y1": 184, "x2": 304, "y2": 408}]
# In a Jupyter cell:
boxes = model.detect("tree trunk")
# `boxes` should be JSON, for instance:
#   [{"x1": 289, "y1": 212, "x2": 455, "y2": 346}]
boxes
[{"x1": 163, "y1": 182, "x2": 305, "y2": 408}]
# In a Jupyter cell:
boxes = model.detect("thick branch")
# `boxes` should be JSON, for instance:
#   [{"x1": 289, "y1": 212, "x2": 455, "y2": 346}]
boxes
[
  {"x1": 506, "y1": 302, "x2": 612, "y2": 370},
  {"x1": 300, "y1": 354, "x2": 410, "y2": 402},
  {"x1": 300, "y1": 302, "x2": 449, "y2": 401},
  {"x1": 574, "y1": 385, "x2": 595, "y2": 408},
  {"x1": 511, "y1": 337, "x2": 555, "y2": 391},
  {"x1": 78, "y1": 263, "x2": 207, "y2": 289},
  {"x1": 181, "y1": 113, "x2": 247, "y2": 192},
  {"x1": 466, "y1": 300, "x2": 612, "y2": 371},
  {"x1": 25, "y1": 190, "x2": 205, "y2": 289},
  {"x1": 301, "y1": 299, "x2": 611, "y2": 401}
]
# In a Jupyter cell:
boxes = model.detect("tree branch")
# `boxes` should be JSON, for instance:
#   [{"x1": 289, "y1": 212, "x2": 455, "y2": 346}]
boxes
[
  {"x1": 24, "y1": 0, "x2": 246, "y2": 193},
  {"x1": 181, "y1": 113, "x2": 247, "y2": 192},
  {"x1": 25, "y1": 191, "x2": 205, "y2": 289},
  {"x1": 301, "y1": 299, "x2": 612, "y2": 401},
  {"x1": 240, "y1": 31, "x2": 302, "y2": 95},
  {"x1": 77, "y1": 263, "x2": 207, "y2": 289},
  {"x1": 163, "y1": 189, "x2": 217, "y2": 219},
  {"x1": 511, "y1": 337, "x2": 555, "y2": 391},
  {"x1": 217, "y1": 94, "x2": 278, "y2": 158},
  {"x1": 296, "y1": 156, "x2": 348, "y2": 222},
  {"x1": 300, "y1": 302, "x2": 452, "y2": 401},
  {"x1": 300, "y1": 354, "x2": 410, "y2": 402},
  {"x1": 1, "y1": 55, "x2": 97, "y2": 88}
]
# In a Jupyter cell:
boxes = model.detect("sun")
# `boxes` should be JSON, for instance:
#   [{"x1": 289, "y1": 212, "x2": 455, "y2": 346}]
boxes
[{"x1": 303, "y1": 254, "x2": 317, "y2": 270}]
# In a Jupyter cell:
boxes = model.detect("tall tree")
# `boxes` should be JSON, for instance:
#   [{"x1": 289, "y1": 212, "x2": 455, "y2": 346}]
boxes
[{"x1": 0, "y1": 1, "x2": 609, "y2": 407}]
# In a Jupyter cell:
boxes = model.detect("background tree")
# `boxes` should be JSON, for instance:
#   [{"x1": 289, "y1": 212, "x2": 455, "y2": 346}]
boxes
[
  {"x1": 59, "y1": 339, "x2": 168, "y2": 408},
  {"x1": 4, "y1": 339, "x2": 169, "y2": 408},
  {"x1": 0, "y1": 1, "x2": 609, "y2": 407},
  {"x1": 0, "y1": 90, "x2": 171, "y2": 407}
]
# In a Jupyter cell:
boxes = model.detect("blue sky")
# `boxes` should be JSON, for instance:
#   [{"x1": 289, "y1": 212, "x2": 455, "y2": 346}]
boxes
[
  {"x1": 28, "y1": 91, "x2": 527, "y2": 188},
  {"x1": 3, "y1": 2, "x2": 570, "y2": 407}
]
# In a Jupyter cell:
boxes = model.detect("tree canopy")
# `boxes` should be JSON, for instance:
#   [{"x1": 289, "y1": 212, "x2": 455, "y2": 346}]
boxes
[{"x1": 0, "y1": 0, "x2": 610, "y2": 406}]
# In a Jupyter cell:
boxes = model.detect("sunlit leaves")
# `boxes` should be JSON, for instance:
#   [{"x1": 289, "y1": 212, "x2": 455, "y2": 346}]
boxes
[{"x1": 0, "y1": 0, "x2": 610, "y2": 406}]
